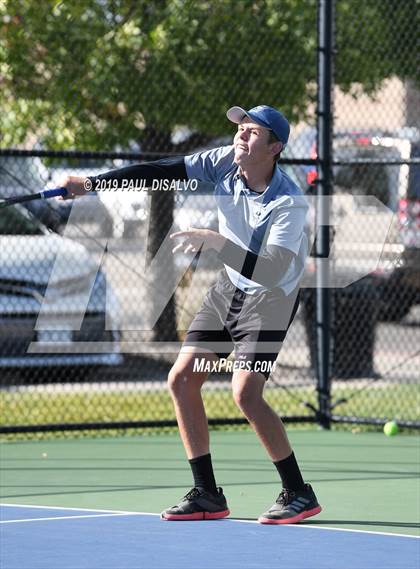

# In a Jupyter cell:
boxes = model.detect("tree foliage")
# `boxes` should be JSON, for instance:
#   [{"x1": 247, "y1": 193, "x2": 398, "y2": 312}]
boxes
[{"x1": 1, "y1": 0, "x2": 418, "y2": 150}]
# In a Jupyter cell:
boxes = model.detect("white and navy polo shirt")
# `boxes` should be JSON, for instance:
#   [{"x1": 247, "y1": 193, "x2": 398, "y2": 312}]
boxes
[{"x1": 185, "y1": 145, "x2": 309, "y2": 296}]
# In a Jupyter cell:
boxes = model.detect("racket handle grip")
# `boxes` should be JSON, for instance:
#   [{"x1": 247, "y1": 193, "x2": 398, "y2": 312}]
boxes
[{"x1": 40, "y1": 187, "x2": 68, "y2": 199}]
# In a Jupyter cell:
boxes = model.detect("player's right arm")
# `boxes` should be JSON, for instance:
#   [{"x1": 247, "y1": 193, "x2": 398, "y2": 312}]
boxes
[
  {"x1": 61, "y1": 156, "x2": 188, "y2": 199},
  {"x1": 61, "y1": 146, "x2": 234, "y2": 199},
  {"x1": 184, "y1": 146, "x2": 235, "y2": 184}
]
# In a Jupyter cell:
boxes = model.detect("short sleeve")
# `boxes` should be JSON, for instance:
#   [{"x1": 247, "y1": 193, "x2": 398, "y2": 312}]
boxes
[
  {"x1": 266, "y1": 196, "x2": 309, "y2": 255},
  {"x1": 184, "y1": 145, "x2": 235, "y2": 184}
]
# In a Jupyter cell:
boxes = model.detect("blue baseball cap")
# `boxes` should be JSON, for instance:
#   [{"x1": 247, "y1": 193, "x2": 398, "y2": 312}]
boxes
[{"x1": 227, "y1": 105, "x2": 290, "y2": 145}]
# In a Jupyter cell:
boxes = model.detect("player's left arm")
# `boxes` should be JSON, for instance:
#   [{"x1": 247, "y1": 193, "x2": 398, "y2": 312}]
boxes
[
  {"x1": 218, "y1": 240, "x2": 295, "y2": 288},
  {"x1": 170, "y1": 230, "x2": 295, "y2": 289},
  {"x1": 171, "y1": 197, "x2": 307, "y2": 288}
]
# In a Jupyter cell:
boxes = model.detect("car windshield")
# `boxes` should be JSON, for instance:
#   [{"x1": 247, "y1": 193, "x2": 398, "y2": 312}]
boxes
[
  {"x1": 0, "y1": 157, "x2": 73, "y2": 234},
  {"x1": 0, "y1": 205, "x2": 45, "y2": 236},
  {"x1": 0, "y1": 157, "x2": 49, "y2": 194}
]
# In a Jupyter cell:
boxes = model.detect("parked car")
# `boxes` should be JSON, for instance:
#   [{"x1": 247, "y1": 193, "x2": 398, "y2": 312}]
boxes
[
  {"x1": 0, "y1": 203, "x2": 122, "y2": 376},
  {"x1": 397, "y1": 140, "x2": 420, "y2": 308},
  {"x1": 288, "y1": 128, "x2": 420, "y2": 321},
  {"x1": 48, "y1": 159, "x2": 147, "y2": 239},
  {"x1": 0, "y1": 156, "x2": 114, "y2": 237},
  {"x1": 0, "y1": 155, "x2": 67, "y2": 232}
]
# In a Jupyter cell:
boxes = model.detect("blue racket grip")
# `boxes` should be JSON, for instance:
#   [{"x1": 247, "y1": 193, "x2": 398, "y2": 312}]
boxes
[{"x1": 40, "y1": 187, "x2": 68, "y2": 199}]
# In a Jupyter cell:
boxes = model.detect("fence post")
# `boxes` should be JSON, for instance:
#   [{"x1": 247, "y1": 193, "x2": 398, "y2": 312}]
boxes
[{"x1": 315, "y1": 0, "x2": 335, "y2": 428}]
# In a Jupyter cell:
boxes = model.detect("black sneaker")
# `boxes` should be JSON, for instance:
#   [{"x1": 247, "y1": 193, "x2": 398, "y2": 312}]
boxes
[
  {"x1": 161, "y1": 487, "x2": 230, "y2": 521},
  {"x1": 258, "y1": 483, "x2": 322, "y2": 525}
]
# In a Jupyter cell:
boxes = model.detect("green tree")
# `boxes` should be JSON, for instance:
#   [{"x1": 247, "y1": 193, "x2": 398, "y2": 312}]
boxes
[
  {"x1": 0, "y1": 0, "x2": 312, "y2": 149},
  {"x1": 3, "y1": 0, "x2": 417, "y2": 152}
]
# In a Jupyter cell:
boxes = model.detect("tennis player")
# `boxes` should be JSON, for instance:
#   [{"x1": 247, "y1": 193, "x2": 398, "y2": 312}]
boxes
[{"x1": 63, "y1": 105, "x2": 322, "y2": 525}]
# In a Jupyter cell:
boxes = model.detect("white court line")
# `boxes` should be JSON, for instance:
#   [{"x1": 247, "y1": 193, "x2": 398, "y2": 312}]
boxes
[
  {"x1": 0, "y1": 513, "x2": 140, "y2": 525},
  {"x1": 1, "y1": 503, "x2": 418, "y2": 539},
  {"x1": 0, "y1": 503, "x2": 160, "y2": 516},
  {"x1": 228, "y1": 518, "x2": 420, "y2": 539}
]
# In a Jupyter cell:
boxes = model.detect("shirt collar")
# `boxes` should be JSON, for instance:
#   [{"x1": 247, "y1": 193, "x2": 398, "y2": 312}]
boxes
[
  {"x1": 262, "y1": 166, "x2": 283, "y2": 204},
  {"x1": 233, "y1": 165, "x2": 282, "y2": 204}
]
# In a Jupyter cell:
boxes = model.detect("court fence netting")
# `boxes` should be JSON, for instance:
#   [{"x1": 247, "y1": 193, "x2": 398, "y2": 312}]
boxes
[{"x1": 0, "y1": 0, "x2": 419, "y2": 435}]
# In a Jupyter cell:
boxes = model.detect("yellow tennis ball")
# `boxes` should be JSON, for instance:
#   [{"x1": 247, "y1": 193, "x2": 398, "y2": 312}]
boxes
[{"x1": 384, "y1": 421, "x2": 398, "y2": 436}]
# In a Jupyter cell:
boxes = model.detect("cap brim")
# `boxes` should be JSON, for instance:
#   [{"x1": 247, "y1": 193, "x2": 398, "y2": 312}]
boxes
[{"x1": 226, "y1": 106, "x2": 248, "y2": 124}]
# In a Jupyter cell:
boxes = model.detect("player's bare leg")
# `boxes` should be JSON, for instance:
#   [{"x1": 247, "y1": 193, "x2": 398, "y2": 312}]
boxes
[
  {"x1": 167, "y1": 348, "x2": 219, "y2": 458},
  {"x1": 231, "y1": 369, "x2": 292, "y2": 460},
  {"x1": 232, "y1": 369, "x2": 322, "y2": 524},
  {"x1": 162, "y1": 349, "x2": 230, "y2": 521}
]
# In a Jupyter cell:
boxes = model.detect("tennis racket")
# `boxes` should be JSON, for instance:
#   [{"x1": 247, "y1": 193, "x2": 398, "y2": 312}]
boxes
[{"x1": 0, "y1": 187, "x2": 68, "y2": 209}]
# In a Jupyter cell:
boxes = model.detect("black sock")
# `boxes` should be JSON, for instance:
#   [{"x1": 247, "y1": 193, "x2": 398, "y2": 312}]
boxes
[
  {"x1": 188, "y1": 453, "x2": 217, "y2": 493},
  {"x1": 273, "y1": 452, "x2": 305, "y2": 491}
]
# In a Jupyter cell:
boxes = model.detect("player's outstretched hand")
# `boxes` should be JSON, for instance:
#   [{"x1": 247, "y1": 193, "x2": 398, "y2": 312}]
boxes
[
  {"x1": 170, "y1": 229, "x2": 226, "y2": 254},
  {"x1": 59, "y1": 176, "x2": 93, "y2": 199}
]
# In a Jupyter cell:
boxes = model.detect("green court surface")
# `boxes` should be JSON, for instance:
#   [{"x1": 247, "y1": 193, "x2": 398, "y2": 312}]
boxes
[{"x1": 1, "y1": 429, "x2": 419, "y2": 536}]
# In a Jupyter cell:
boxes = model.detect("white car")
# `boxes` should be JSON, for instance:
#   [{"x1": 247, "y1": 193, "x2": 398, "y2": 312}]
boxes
[
  {"x1": 0, "y1": 156, "x2": 114, "y2": 237},
  {"x1": 48, "y1": 163, "x2": 148, "y2": 239},
  {"x1": 0, "y1": 204, "x2": 122, "y2": 371}
]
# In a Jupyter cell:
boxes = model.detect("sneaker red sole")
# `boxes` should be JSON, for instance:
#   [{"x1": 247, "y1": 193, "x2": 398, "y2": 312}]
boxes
[
  {"x1": 161, "y1": 509, "x2": 230, "y2": 521},
  {"x1": 258, "y1": 505, "x2": 322, "y2": 525}
]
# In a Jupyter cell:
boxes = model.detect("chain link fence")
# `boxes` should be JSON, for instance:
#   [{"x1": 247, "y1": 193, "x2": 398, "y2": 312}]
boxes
[
  {"x1": 329, "y1": 0, "x2": 419, "y2": 428},
  {"x1": 0, "y1": 0, "x2": 419, "y2": 435}
]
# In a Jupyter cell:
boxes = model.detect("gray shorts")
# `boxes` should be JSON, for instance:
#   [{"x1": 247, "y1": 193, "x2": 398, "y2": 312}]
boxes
[{"x1": 183, "y1": 269, "x2": 300, "y2": 379}]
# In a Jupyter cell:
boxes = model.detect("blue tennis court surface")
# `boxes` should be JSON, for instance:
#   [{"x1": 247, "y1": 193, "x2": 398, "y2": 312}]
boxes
[{"x1": 1, "y1": 504, "x2": 419, "y2": 569}]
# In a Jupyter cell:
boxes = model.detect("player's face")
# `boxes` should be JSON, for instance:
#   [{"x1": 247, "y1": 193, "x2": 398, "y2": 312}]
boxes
[{"x1": 233, "y1": 118, "x2": 279, "y2": 167}]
